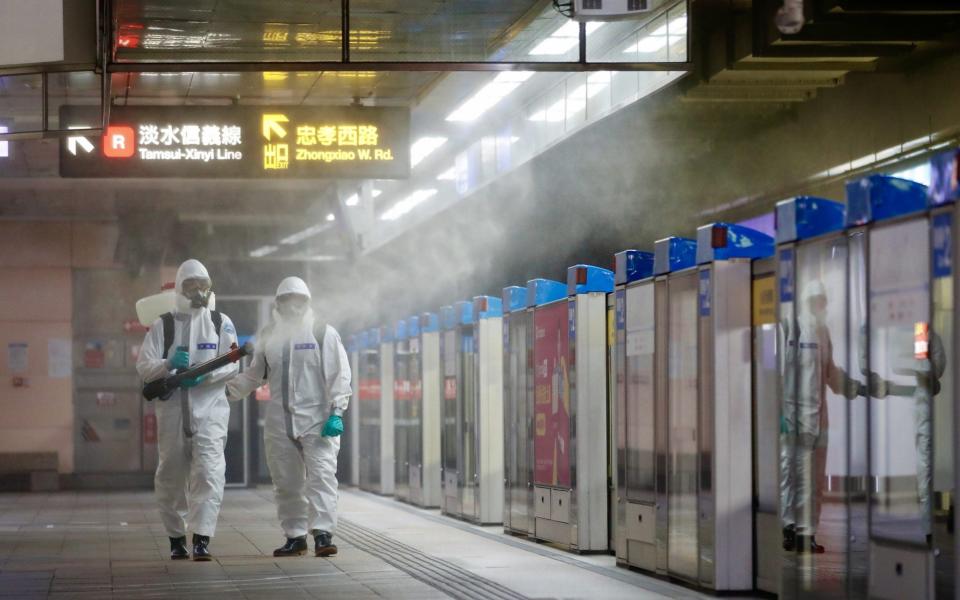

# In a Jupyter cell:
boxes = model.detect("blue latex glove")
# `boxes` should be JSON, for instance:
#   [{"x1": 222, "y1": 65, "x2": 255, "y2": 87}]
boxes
[
  {"x1": 170, "y1": 347, "x2": 190, "y2": 370},
  {"x1": 181, "y1": 374, "x2": 206, "y2": 389},
  {"x1": 321, "y1": 414, "x2": 343, "y2": 437}
]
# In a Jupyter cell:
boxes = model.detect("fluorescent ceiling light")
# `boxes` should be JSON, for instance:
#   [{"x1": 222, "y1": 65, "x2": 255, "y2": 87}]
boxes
[
  {"x1": 437, "y1": 167, "x2": 456, "y2": 181},
  {"x1": 893, "y1": 164, "x2": 932, "y2": 186},
  {"x1": 410, "y1": 137, "x2": 448, "y2": 167},
  {"x1": 530, "y1": 21, "x2": 604, "y2": 56},
  {"x1": 326, "y1": 213, "x2": 336, "y2": 222},
  {"x1": 344, "y1": 193, "x2": 359, "y2": 206},
  {"x1": 0, "y1": 126, "x2": 8, "y2": 159},
  {"x1": 250, "y1": 245, "x2": 278, "y2": 258},
  {"x1": 631, "y1": 36, "x2": 667, "y2": 53},
  {"x1": 280, "y1": 223, "x2": 329, "y2": 245},
  {"x1": 530, "y1": 38, "x2": 579, "y2": 56},
  {"x1": 380, "y1": 189, "x2": 438, "y2": 221},
  {"x1": 446, "y1": 72, "x2": 534, "y2": 122}
]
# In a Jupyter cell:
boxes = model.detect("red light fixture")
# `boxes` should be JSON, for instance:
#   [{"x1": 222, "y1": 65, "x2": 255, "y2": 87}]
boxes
[
  {"x1": 711, "y1": 225, "x2": 728, "y2": 249},
  {"x1": 576, "y1": 267, "x2": 587, "y2": 285},
  {"x1": 117, "y1": 34, "x2": 140, "y2": 49}
]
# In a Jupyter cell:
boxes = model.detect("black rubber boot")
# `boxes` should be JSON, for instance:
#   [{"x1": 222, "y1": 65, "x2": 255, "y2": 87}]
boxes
[
  {"x1": 796, "y1": 534, "x2": 825, "y2": 554},
  {"x1": 782, "y1": 524, "x2": 796, "y2": 552},
  {"x1": 170, "y1": 536, "x2": 189, "y2": 560},
  {"x1": 274, "y1": 535, "x2": 308, "y2": 557},
  {"x1": 192, "y1": 534, "x2": 213, "y2": 561},
  {"x1": 314, "y1": 531, "x2": 337, "y2": 557}
]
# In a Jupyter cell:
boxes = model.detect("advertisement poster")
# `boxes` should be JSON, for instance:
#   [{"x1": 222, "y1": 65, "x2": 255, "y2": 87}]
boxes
[
  {"x1": 358, "y1": 356, "x2": 381, "y2": 402},
  {"x1": 533, "y1": 302, "x2": 571, "y2": 487}
]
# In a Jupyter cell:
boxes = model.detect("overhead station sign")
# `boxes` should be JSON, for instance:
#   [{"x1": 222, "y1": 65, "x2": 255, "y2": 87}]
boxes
[{"x1": 59, "y1": 106, "x2": 410, "y2": 179}]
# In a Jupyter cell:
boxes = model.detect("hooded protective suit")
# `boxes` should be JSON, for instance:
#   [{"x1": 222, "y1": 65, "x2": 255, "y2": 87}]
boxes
[
  {"x1": 227, "y1": 277, "x2": 352, "y2": 539},
  {"x1": 136, "y1": 259, "x2": 238, "y2": 538},
  {"x1": 879, "y1": 325, "x2": 946, "y2": 532},
  {"x1": 779, "y1": 280, "x2": 861, "y2": 536}
]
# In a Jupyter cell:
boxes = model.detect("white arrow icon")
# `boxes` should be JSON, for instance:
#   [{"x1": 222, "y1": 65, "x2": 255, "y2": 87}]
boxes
[{"x1": 67, "y1": 136, "x2": 94, "y2": 156}]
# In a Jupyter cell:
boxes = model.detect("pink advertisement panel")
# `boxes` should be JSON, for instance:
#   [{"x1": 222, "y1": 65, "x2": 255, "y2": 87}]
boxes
[{"x1": 533, "y1": 301, "x2": 571, "y2": 487}]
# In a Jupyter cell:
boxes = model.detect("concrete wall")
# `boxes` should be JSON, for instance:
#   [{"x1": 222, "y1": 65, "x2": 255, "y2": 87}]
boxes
[{"x1": 0, "y1": 221, "x2": 119, "y2": 473}]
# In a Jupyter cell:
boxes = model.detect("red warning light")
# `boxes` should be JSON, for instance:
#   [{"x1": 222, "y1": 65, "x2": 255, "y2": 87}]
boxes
[
  {"x1": 103, "y1": 126, "x2": 135, "y2": 158},
  {"x1": 712, "y1": 225, "x2": 728, "y2": 249},
  {"x1": 576, "y1": 267, "x2": 587, "y2": 285},
  {"x1": 117, "y1": 34, "x2": 140, "y2": 49}
]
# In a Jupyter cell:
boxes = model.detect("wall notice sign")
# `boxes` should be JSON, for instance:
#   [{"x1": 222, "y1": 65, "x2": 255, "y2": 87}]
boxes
[
  {"x1": 752, "y1": 275, "x2": 777, "y2": 326},
  {"x1": 7, "y1": 342, "x2": 27, "y2": 374},
  {"x1": 48, "y1": 339, "x2": 72, "y2": 379},
  {"x1": 60, "y1": 105, "x2": 411, "y2": 179}
]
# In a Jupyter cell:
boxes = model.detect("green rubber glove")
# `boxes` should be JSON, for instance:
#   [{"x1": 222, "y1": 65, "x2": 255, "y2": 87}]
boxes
[
  {"x1": 322, "y1": 414, "x2": 343, "y2": 437},
  {"x1": 170, "y1": 347, "x2": 190, "y2": 370},
  {"x1": 181, "y1": 374, "x2": 206, "y2": 389}
]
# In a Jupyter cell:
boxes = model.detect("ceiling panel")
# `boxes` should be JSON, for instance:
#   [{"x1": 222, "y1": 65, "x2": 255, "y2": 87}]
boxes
[
  {"x1": 116, "y1": 0, "x2": 341, "y2": 62},
  {"x1": 114, "y1": 0, "x2": 551, "y2": 63}
]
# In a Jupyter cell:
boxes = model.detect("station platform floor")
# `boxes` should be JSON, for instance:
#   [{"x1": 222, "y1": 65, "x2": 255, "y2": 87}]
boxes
[{"x1": 0, "y1": 486, "x2": 762, "y2": 599}]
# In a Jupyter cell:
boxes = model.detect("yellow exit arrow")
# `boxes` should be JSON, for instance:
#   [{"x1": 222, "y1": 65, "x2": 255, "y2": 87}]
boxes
[{"x1": 262, "y1": 114, "x2": 289, "y2": 140}]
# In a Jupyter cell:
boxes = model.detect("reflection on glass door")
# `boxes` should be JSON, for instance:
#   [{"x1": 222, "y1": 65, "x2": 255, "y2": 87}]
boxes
[
  {"x1": 752, "y1": 265, "x2": 779, "y2": 594},
  {"x1": 394, "y1": 338, "x2": 411, "y2": 500},
  {"x1": 504, "y1": 311, "x2": 531, "y2": 531},
  {"x1": 781, "y1": 235, "x2": 853, "y2": 600},
  {"x1": 868, "y1": 219, "x2": 932, "y2": 545},
  {"x1": 408, "y1": 336, "x2": 423, "y2": 498},
  {"x1": 461, "y1": 326, "x2": 477, "y2": 520},
  {"x1": 625, "y1": 283, "x2": 656, "y2": 503},
  {"x1": 441, "y1": 330, "x2": 458, "y2": 508},
  {"x1": 359, "y1": 349, "x2": 381, "y2": 491},
  {"x1": 667, "y1": 272, "x2": 699, "y2": 582},
  {"x1": 931, "y1": 212, "x2": 955, "y2": 599}
]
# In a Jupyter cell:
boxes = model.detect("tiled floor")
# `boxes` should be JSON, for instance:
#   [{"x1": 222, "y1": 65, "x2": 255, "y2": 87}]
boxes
[{"x1": 0, "y1": 487, "x2": 760, "y2": 599}]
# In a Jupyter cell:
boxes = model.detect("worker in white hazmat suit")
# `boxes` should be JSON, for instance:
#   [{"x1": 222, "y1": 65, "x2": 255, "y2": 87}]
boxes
[
  {"x1": 779, "y1": 279, "x2": 868, "y2": 554},
  {"x1": 912, "y1": 330, "x2": 946, "y2": 543},
  {"x1": 227, "y1": 276, "x2": 351, "y2": 557},
  {"x1": 136, "y1": 259, "x2": 239, "y2": 561},
  {"x1": 874, "y1": 324, "x2": 946, "y2": 543}
]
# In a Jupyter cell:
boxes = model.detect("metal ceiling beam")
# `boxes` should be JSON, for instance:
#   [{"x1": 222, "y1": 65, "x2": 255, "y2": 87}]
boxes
[
  {"x1": 107, "y1": 61, "x2": 692, "y2": 73},
  {"x1": 177, "y1": 213, "x2": 312, "y2": 226},
  {"x1": 824, "y1": 0, "x2": 960, "y2": 14},
  {"x1": 731, "y1": 60, "x2": 876, "y2": 71},
  {"x1": 777, "y1": 18, "x2": 960, "y2": 43},
  {"x1": 759, "y1": 44, "x2": 914, "y2": 58}
]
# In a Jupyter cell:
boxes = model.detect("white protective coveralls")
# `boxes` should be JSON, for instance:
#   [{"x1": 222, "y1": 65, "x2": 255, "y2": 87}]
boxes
[
  {"x1": 136, "y1": 259, "x2": 239, "y2": 538},
  {"x1": 780, "y1": 280, "x2": 861, "y2": 536},
  {"x1": 882, "y1": 326, "x2": 947, "y2": 531},
  {"x1": 227, "y1": 277, "x2": 352, "y2": 538}
]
